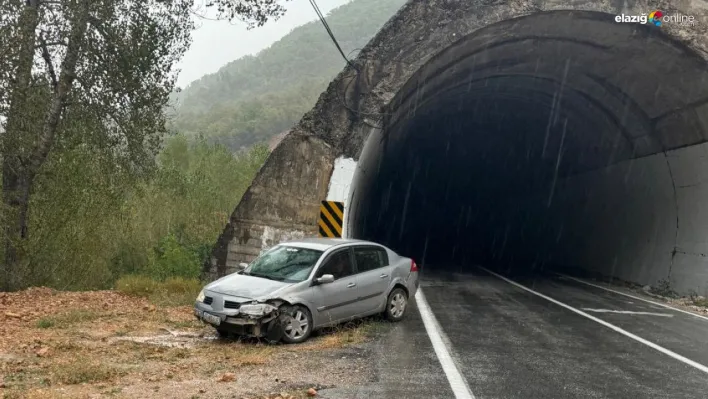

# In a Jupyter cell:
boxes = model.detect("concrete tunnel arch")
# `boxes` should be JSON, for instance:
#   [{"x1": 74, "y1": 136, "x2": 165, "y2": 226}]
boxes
[{"x1": 205, "y1": 1, "x2": 708, "y2": 295}]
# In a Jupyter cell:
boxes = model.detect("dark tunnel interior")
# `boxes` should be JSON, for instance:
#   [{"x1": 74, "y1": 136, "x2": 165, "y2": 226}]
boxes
[{"x1": 348, "y1": 11, "x2": 708, "y2": 285}]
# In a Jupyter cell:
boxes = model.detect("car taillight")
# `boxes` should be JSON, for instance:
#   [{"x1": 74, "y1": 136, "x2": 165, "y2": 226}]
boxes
[{"x1": 410, "y1": 259, "x2": 419, "y2": 272}]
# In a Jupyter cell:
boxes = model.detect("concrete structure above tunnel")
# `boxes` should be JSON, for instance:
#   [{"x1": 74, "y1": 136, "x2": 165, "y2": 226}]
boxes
[{"x1": 204, "y1": 0, "x2": 708, "y2": 294}]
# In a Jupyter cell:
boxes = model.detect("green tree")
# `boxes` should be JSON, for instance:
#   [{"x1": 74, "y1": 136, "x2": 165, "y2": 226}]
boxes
[
  {"x1": 0, "y1": 0, "x2": 193, "y2": 291},
  {"x1": 21, "y1": 134, "x2": 268, "y2": 290},
  {"x1": 200, "y1": 0, "x2": 292, "y2": 29}
]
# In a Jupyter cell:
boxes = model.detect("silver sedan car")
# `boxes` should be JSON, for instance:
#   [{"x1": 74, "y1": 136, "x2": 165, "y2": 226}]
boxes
[{"x1": 194, "y1": 238, "x2": 419, "y2": 343}]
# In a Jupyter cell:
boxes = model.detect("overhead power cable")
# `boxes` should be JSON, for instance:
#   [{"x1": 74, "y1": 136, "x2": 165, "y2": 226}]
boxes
[
  {"x1": 305, "y1": 0, "x2": 393, "y2": 127},
  {"x1": 308, "y1": 0, "x2": 358, "y2": 71}
]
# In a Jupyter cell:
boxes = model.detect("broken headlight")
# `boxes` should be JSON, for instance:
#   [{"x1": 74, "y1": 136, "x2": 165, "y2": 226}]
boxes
[{"x1": 238, "y1": 303, "x2": 277, "y2": 316}]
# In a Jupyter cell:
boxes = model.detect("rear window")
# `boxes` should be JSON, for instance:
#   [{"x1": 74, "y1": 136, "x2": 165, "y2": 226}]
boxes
[{"x1": 354, "y1": 246, "x2": 389, "y2": 273}]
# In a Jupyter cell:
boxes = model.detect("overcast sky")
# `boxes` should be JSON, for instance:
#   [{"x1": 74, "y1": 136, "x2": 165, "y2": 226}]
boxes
[{"x1": 176, "y1": 0, "x2": 352, "y2": 89}]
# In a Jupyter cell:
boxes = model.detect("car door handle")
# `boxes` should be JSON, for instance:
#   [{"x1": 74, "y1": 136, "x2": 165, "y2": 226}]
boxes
[
  {"x1": 379, "y1": 274, "x2": 389, "y2": 278},
  {"x1": 347, "y1": 282, "x2": 356, "y2": 288}
]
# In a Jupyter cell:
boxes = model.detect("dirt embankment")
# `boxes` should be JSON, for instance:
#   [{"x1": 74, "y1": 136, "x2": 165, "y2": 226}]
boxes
[{"x1": 0, "y1": 287, "x2": 382, "y2": 399}]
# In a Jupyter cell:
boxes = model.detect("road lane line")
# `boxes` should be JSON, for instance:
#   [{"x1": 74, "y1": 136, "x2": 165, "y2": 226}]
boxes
[
  {"x1": 581, "y1": 308, "x2": 674, "y2": 317},
  {"x1": 558, "y1": 273, "x2": 708, "y2": 323},
  {"x1": 479, "y1": 267, "x2": 708, "y2": 375},
  {"x1": 415, "y1": 289, "x2": 475, "y2": 399}
]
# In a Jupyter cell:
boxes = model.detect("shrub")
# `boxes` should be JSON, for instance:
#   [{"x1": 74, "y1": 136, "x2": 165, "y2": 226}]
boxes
[
  {"x1": 146, "y1": 233, "x2": 201, "y2": 280},
  {"x1": 115, "y1": 275, "x2": 160, "y2": 297},
  {"x1": 162, "y1": 276, "x2": 202, "y2": 294},
  {"x1": 109, "y1": 241, "x2": 150, "y2": 282},
  {"x1": 651, "y1": 278, "x2": 678, "y2": 298},
  {"x1": 158, "y1": 277, "x2": 203, "y2": 306},
  {"x1": 116, "y1": 275, "x2": 202, "y2": 307}
]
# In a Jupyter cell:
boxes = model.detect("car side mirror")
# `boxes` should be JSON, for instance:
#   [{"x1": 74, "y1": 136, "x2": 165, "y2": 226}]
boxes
[
  {"x1": 315, "y1": 274, "x2": 335, "y2": 284},
  {"x1": 237, "y1": 262, "x2": 248, "y2": 270}
]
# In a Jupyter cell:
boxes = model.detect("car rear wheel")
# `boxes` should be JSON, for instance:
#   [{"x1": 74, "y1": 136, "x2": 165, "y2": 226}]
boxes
[
  {"x1": 280, "y1": 305, "x2": 312, "y2": 344},
  {"x1": 385, "y1": 288, "x2": 408, "y2": 321}
]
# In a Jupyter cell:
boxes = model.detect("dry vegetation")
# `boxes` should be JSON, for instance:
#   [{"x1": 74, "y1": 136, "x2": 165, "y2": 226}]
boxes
[
  {"x1": 0, "y1": 286, "x2": 383, "y2": 399},
  {"x1": 581, "y1": 275, "x2": 708, "y2": 315}
]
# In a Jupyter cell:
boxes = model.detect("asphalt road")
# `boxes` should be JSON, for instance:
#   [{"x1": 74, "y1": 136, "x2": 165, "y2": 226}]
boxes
[{"x1": 321, "y1": 267, "x2": 708, "y2": 399}]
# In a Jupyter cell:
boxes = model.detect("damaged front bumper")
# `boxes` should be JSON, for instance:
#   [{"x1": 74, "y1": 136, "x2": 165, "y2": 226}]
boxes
[{"x1": 194, "y1": 299, "x2": 283, "y2": 339}]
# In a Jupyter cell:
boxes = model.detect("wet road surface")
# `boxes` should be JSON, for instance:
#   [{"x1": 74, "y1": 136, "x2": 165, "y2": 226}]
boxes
[
  {"x1": 321, "y1": 267, "x2": 708, "y2": 398},
  {"x1": 319, "y1": 301, "x2": 455, "y2": 398}
]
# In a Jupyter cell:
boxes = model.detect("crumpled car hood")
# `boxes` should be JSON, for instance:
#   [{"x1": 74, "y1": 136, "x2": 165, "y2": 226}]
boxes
[{"x1": 205, "y1": 274, "x2": 291, "y2": 299}]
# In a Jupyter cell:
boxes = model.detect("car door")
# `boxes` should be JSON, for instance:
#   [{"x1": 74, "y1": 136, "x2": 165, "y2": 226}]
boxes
[
  {"x1": 310, "y1": 247, "x2": 359, "y2": 325},
  {"x1": 353, "y1": 245, "x2": 393, "y2": 314}
]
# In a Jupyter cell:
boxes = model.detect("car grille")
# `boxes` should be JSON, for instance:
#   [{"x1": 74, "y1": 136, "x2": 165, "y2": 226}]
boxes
[
  {"x1": 224, "y1": 300, "x2": 240, "y2": 309},
  {"x1": 203, "y1": 296, "x2": 213, "y2": 305}
]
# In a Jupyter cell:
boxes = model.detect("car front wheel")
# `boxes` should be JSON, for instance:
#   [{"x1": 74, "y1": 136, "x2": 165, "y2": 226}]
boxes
[
  {"x1": 280, "y1": 305, "x2": 313, "y2": 344},
  {"x1": 385, "y1": 288, "x2": 408, "y2": 321}
]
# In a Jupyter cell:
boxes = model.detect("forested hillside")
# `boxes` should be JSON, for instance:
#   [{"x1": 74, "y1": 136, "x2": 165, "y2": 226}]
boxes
[{"x1": 171, "y1": 0, "x2": 407, "y2": 150}]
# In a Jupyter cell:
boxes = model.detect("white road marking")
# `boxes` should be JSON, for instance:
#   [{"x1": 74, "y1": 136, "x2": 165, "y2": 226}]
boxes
[
  {"x1": 479, "y1": 267, "x2": 708, "y2": 375},
  {"x1": 415, "y1": 289, "x2": 475, "y2": 399},
  {"x1": 581, "y1": 308, "x2": 674, "y2": 317},
  {"x1": 558, "y1": 273, "x2": 708, "y2": 323}
]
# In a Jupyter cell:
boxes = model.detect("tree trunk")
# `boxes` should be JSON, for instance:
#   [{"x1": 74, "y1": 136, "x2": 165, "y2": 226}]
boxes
[
  {"x1": 1, "y1": 162, "x2": 32, "y2": 291},
  {"x1": 1, "y1": 0, "x2": 89, "y2": 291},
  {"x1": 1, "y1": 0, "x2": 40, "y2": 291}
]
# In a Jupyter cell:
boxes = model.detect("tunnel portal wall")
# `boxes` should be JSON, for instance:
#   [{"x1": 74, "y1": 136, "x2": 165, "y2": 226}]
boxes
[{"x1": 493, "y1": 143, "x2": 708, "y2": 295}]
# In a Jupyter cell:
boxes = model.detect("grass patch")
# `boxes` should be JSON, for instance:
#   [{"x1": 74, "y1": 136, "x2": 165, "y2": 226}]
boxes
[
  {"x1": 102, "y1": 387, "x2": 123, "y2": 396},
  {"x1": 58, "y1": 309, "x2": 101, "y2": 324},
  {"x1": 297, "y1": 318, "x2": 385, "y2": 350},
  {"x1": 230, "y1": 345, "x2": 275, "y2": 367},
  {"x1": 54, "y1": 342, "x2": 81, "y2": 351},
  {"x1": 165, "y1": 347, "x2": 191, "y2": 361},
  {"x1": 36, "y1": 318, "x2": 55, "y2": 328},
  {"x1": 115, "y1": 275, "x2": 160, "y2": 297},
  {"x1": 190, "y1": 344, "x2": 275, "y2": 372},
  {"x1": 116, "y1": 275, "x2": 202, "y2": 307},
  {"x1": 35, "y1": 310, "x2": 101, "y2": 329},
  {"x1": 693, "y1": 297, "x2": 708, "y2": 307},
  {"x1": 52, "y1": 361, "x2": 124, "y2": 385},
  {"x1": 316, "y1": 325, "x2": 370, "y2": 348},
  {"x1": 687, "y1": 290, "x2": 708, "y2": 307},
  {"x1": 165, "y1": 318, "x2": 202, "y2": 329},
  {"x1": 15, "y1": 390, "x2": 77, "y2": 399}
]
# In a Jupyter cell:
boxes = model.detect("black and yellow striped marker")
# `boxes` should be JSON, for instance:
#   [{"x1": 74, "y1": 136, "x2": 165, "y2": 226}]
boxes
[{"x1": 318, "y1": 201, "x2": 344, "y2": 238}]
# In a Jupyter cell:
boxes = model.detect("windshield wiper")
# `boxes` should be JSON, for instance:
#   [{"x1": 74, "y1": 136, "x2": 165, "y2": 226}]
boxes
[{"x1": 249, "y1": 272, "x2": 284, "y2": 282}]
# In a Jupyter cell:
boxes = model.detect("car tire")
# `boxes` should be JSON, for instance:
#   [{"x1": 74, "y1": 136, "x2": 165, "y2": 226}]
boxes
[
  {"x1": 385, "y1": 288, "x2": 408, "y2": 322},
  {"x1": 280, "y1": 305, "x2": 313, "y2": 344}
]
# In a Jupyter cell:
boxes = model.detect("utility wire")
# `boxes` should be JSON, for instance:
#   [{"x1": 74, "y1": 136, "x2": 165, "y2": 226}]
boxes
[
  {"x1": 306, "y1": 0, "x2": 393, "y2": 126},
  {"x1": 308, "y1": 0, "x2": 358, "y2": 71}
]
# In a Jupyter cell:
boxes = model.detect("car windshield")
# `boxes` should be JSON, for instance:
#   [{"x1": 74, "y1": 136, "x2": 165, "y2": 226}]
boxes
[{"x1": 244, "y1": 245, "x2": 323, "y2": 282}]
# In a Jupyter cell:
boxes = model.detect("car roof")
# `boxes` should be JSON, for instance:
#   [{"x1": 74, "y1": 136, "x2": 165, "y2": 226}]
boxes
[{"x1": 279, "y1": 237, "x2": 380, "y2": 251}]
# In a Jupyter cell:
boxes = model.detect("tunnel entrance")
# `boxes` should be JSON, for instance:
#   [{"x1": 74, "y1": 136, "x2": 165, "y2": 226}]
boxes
[{"x1": 347, "y1": 11, "x2": 708, "y2": 292}]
